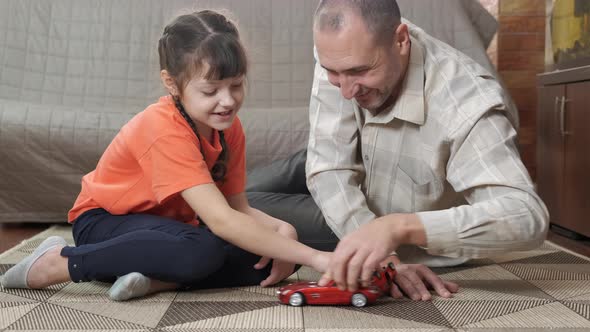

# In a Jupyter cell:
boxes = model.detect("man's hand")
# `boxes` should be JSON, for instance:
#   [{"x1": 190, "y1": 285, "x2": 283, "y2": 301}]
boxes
[
  {"x1": 254, "y1": 222, "x2": 298, "y2": 287},
  {"x1": 319, "y1": 214, "x2": 427, "y2": 292},
  {"x1": 382, "y1": 256, "x2": 459, "y2": 301}
]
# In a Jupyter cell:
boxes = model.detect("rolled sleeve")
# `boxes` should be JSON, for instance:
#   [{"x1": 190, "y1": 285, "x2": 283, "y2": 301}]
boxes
[
  {"x1": 419, "y1": 110, "x2": 549, "y2": 258},
  {"x1": 417, "y1": 209, "x2": 460, "y2": 256}
]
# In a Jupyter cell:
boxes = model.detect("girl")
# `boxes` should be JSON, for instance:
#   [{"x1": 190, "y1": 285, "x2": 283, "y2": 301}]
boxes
[{"x1": 1, "y1": 10, "x2": 329, "y2": 301}]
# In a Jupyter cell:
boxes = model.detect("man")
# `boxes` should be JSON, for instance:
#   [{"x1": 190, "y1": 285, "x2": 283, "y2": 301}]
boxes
[
  {"x1": 247, "y1": 0, "x2": 548, "y2": 301},
  {"x1": 308, "y1": 0, "x2": 550, "y2": 296}
]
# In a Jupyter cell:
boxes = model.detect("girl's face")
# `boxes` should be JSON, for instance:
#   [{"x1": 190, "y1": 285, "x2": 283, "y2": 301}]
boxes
[{"x1": 180, "y1": 71, "x2": 245, "y2": 140}]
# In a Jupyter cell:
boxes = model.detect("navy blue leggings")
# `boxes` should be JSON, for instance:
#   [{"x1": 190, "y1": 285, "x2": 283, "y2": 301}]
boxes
[{"x1": 61, "y1": 208, "x2": 290, "y2": 289}]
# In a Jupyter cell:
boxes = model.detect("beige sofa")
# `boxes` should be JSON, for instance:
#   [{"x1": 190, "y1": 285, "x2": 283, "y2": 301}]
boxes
[{"x1": 0, "y1": 0, "x2": 501, "y2": 222}]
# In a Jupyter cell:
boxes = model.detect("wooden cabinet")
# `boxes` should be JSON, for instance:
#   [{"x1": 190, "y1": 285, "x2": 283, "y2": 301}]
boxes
[{"x1": 537, "y1": 66, "x2": 590, "y2": 239}]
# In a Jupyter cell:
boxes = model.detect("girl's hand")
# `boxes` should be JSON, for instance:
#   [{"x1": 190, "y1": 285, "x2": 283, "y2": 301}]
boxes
[
  {"x1": 254, "y1": 222, "x2": 298, "y2": 287},
  {"x1": 255, "y1": 258, "x2": 296, "y2": 287},
  {"x1": 311, "y1": 250, "x2": 332, "y2": 273}
]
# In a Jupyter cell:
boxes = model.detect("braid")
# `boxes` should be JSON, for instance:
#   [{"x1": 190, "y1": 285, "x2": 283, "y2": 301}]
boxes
[
  {"x1": 212, "y1": 131, "x2": 228, "y2": 181},
  {"x1": 173, "y1": 96, "x2": 228, "y2": 182},
  {"x1": 173, "y1": 96, "x2": 200, "y2": 143}
]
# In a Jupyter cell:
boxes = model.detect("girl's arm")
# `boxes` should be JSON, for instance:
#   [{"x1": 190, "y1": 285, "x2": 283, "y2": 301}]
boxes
[
  {"x1": 226, "y1": 193, "x2": 297, "y2": 240},
  {"x1": 181, "y1": 184, "x2": 328, "y2": 272},
  {"x1": 227, "y1": 192, "x2": 299, "y2": 286}
]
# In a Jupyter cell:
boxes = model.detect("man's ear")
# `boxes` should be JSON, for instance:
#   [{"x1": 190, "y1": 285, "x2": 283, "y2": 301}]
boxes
[
  {"x1": 393, "y1": 23, "x2": 410, "y2": 56},
  {"x1": 160, "y1": 70, "x2": 179, "y2": 96}
]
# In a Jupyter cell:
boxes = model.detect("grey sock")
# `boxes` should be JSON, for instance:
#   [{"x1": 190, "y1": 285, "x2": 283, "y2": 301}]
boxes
[
  {"x1": 108, "y1": 272, "x2": 151, "y2": 301},
  {"x1": 1, "y1": 236, "x2": 67, "y2": 289}
]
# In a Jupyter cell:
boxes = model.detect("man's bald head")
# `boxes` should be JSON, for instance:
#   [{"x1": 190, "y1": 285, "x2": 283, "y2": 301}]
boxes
[{"x1": 314, "y1": 0, "x2": 402, "y2": 45}]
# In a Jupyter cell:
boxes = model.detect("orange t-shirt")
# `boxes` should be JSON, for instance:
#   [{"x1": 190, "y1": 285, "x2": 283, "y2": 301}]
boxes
[{"x1": 68, "y1": 95, "x2": 246, "y2": 223}]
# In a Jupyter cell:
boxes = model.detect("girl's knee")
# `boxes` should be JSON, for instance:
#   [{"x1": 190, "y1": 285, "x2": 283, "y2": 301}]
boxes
[{"x1": 174, "y1": 235, "x2": 226, "y2": 283}]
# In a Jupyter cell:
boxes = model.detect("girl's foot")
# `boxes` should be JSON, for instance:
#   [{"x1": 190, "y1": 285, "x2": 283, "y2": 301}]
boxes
[
  {"x1": 1, "y1": 236, "x2": 68, "y2": 289},
  {"x1": 109, "y1": 272, "x2": 151, "y2": 301},
  {"x1": 109, "y1": 272, "x2": 178, "y2": 301}
]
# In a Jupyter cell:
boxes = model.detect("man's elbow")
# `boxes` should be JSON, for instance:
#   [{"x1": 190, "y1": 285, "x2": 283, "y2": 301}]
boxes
[{"x1": 520, "y1": 197, "x2": 550, "y2": 249}]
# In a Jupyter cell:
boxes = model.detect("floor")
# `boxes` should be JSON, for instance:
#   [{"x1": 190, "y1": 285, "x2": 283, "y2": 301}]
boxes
[
  {"x1": 1, "y1": 222, "x2": 589, "y2": 258},
  {"x1": 4, "y1": 231, "x2": 589, "y2": 330},
  {"x1": 546, "y1": 226, "x2": 590, "y2": 258},
  {"x1": 0, "y1": 223, "x2": 50, "y2": 254}
]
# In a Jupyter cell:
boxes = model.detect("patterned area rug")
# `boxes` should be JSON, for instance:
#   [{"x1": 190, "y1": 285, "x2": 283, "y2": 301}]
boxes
[{"x1": 1, "y1": 225, "x2": 590, "y2": 331}]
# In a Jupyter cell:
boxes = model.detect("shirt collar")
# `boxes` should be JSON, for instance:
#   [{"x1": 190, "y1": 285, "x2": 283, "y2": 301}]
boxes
[{"x1": 361, "y1": 34, "x2": 425, "y2": 126}]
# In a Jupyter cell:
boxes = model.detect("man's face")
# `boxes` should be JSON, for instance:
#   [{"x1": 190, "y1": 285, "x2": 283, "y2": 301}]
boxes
[{"x1": 314, "y1": 12, "x2": 407, "y2": 112}]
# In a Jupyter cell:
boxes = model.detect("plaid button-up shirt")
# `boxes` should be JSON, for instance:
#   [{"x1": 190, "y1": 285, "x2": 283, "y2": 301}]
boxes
[{"x1": 306, "y1": 23, "x2": 549, "y2": 267}]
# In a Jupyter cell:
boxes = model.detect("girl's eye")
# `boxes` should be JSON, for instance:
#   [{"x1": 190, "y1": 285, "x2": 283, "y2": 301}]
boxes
[
  {"x1": 231, "y1": 82, "x2": 243, "y2": 89},
  {"x1": 202, "y1": 89, "x2": 217, "y2": 96}
]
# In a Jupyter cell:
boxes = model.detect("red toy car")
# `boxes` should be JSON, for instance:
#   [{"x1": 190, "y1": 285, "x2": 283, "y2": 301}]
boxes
[{"x1": 277, "y1": 263, "x2": 396, "y2": 307}]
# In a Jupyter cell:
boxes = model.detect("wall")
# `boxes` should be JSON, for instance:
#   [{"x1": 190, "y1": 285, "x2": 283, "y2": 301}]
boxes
[
  {"x1": 497, "y1": 0, "x2": 546, "y2": 180},
  {"x1": 480, "y1": 0, "x2": 499, "y2": 66}
]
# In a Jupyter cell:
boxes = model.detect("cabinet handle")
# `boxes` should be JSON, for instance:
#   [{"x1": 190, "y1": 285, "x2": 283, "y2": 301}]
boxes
[{"x1": 559, "y1": 96, "x2": 571, "y2": 136}]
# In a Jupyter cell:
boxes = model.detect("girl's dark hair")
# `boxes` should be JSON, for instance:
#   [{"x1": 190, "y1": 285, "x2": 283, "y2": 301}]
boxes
[{"x1": 158, "y1": 10, "x2": 248, "y2": 182}]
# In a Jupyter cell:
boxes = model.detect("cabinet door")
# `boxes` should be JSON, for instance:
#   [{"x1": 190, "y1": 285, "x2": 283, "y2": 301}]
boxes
[
  {"x1": 563, "y1": 81, "x2": 590, "y2": 237},
  {"x1": 537, "y1": 84, "x2": 565, "y2": 228}
]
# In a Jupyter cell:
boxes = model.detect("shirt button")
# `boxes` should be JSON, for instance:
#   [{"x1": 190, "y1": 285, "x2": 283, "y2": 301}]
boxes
[
  {"x1": 73, "y1": 264, "x2": 77, "y2": 268},
  {"x1": 364, "y1": 155, "x2": 369, "y2": 161}
]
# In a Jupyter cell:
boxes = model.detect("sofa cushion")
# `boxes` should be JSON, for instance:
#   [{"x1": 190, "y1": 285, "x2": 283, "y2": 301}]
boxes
[
  {"x1": 0, "y1": 0, "x2": 317, "y2": 110},
  {"x1": 0, "y1": 98, "x2": 309, "y2": 222},
  {"x1": 0, "y1": 99, "x2": 136, "y2": 221},
  {"x1": 238, "y1": 106, "x2": 310, "y2": 170}
]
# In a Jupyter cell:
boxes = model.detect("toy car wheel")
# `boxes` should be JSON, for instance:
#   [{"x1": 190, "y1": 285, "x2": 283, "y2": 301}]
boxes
[
  {"x1": 351, "y1": 293, "x2": 368, "y2": 307},
  {"x1": 288, "y1": 292, "x2": 305, "y2": 306}
]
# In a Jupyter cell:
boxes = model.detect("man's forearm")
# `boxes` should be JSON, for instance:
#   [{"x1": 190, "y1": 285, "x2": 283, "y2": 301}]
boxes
[{"x1": 381, "y1": 213, "x2": 427, "y2": 248}]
